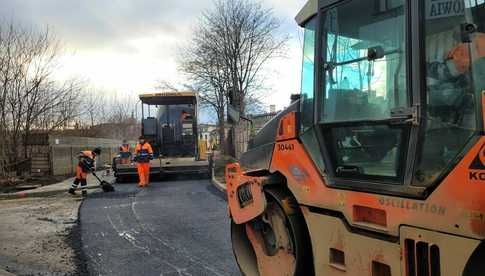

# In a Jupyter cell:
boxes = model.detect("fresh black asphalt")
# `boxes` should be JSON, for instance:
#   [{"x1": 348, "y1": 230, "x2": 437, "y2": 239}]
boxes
[{"x1": 80, "y1": 177, "x2": 240, "y2": 276}]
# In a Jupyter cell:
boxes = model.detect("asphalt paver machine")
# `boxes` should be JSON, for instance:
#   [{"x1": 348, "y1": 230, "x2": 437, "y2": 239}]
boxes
[{"x1": 113, "y1": 92, "x2": 210, "y2": 182}]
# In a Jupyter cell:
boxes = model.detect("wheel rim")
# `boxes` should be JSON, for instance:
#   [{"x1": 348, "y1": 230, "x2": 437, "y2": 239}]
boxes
[
  {"x1": 245, "y1": 202, "x2": 296, "y2": 276},
  {"x1": 231, "y1": 187, "x2": 314, "y2": 276}
]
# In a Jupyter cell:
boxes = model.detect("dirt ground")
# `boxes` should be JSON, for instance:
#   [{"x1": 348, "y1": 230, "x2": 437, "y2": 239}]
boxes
[{"x1": 0, "y1": 195, "x2": 85, "y2": 276}]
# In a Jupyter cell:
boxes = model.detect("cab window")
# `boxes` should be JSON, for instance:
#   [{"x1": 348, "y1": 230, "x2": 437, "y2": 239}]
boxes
[
  {"x1": 320, "y1": 0, "x2": 409, "y2": 181},
  {"x1": 413, "y1": 0, "x2": 482, "y2": 186},
  {"x1": 321, "y1": 0, "x2": 408, "y2": 123},
  {"x1": 300, "y1": 17, "x2": 317, "y2": 131}
]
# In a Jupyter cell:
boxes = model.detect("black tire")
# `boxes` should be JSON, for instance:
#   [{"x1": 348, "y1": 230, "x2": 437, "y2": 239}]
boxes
[
  {"x1": 231, "y1": 220, "x2": 259, "y2": 276},
  {"x1": 463, "y1": 241, "x2": 485, "y2": 276},
  {"x1": 265, "y1": 187, "x2": 314, "y2": 276},
  {"x1": 231, "y1": 186, "x2": 314, "y2": 276}
]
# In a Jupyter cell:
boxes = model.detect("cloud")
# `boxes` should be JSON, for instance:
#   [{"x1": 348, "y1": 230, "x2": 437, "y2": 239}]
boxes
[
  {"x1": 0, "y1": 0, "x2": 309, "y2": 111},
  {"x1": 1, "y1": 0, "x2": 209, "y2": 49}
]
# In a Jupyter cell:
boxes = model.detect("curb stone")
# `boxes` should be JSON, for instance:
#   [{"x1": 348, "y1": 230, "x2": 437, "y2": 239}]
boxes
[
  {"x1": 0, "y1": 170, "x2": 115, "y2": 201},
  {"x1": 211, "y1": 176, "x2": 226, "y2": 192},
  {"x1": 0, "y1": 268, "x2": 16, "y2": 276},
  {"x1": 0, "y1": 184, "x2": 102, "y2": 200}
]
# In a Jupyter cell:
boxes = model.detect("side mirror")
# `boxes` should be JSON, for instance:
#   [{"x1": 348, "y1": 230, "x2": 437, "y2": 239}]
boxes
[
  {"x1": 290, "y1": 94, "x2": 301, "y2": 103},
  {"x1": 367, "y1": 46, "x2": 385, "y2": 61},
  {"x1": 461, "y1": 23, "x2": 478, "y2": 43}
]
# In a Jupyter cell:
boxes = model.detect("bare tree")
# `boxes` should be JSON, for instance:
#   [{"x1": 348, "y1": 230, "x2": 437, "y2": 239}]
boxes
[
  {"x1": 155, "y1": 80, "x2": 179, "y2": 92},
  {"x1": 107, "y1": 99, "x2": 134, "y2": 124},
  {"x1": 0, "y1": 21, "x2": 82, "y2": 171},
  {"x1": 208, "y1": 0, "x2": 288, "y2": 114},
  {"x1": 0, "y1": 23, "x2": 9, "y2": 174},
  {"x1": 32, "y1": 79, "x2": 84, "y2": 131},
  {"x1": 180, "y1": 52, "x2": 229, "y2": 148},
  {"x1": 79, "y1": 88, "x2": 107, "y2": 128},
  {"x1": 180, "y1": 0, "x2": 287, "y2": 151},
  {"x1": 68, "y1": 88, "x2": 139, "y2": 140}
]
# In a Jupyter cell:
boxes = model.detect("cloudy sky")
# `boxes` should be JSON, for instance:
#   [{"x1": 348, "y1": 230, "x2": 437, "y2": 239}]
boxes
[{"x1": 1, "y1": 0, "x2": 307, "y2": 115}]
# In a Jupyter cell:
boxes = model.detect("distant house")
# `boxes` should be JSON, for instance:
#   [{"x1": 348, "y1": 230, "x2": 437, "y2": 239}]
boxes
[
  {"x1": 249, "y1": 111, "x2": 280, "y2": 135},
  {"x1": 228, "y1": 110, "x2": 280, "y2": 159}
]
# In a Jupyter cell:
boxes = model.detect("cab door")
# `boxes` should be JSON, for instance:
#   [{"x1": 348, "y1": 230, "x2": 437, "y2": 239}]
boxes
[{"x1": 316, "y1": 0, "x2": 418, "y2": 194}]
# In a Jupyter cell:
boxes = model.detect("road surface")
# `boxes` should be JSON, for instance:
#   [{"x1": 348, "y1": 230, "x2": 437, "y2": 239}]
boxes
[{"x1": 80, "y1": 177, "x2": 240, "y2": 276}]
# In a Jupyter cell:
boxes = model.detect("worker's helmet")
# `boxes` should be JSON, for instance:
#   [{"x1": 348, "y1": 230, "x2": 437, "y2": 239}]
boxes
[{"x1": 92, "y1": 147, "x2": 101, "y2": 155}]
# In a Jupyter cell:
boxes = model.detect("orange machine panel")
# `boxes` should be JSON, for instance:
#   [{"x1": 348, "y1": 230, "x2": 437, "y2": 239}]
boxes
[
  {"x1": 276, "y1": 112, "x2": 297, "y2": 141},
  {"x1": 226, "y1": 163, "x2": 267, "y2": 224},
  {"x1": 482, "y1": 91, "x2": 485, "y2": 128},
  {"x1": 269, "y1": 137, "x2": 485, "y2": 239}
]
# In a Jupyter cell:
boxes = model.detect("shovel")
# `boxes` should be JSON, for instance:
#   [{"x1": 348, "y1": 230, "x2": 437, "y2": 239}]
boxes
[{"x1": 92, "y1": 171, "x2": 115, "y2": 192}]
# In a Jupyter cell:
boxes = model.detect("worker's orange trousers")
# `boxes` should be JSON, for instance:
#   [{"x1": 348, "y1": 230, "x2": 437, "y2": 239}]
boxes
[
  {"x1": 137, "y1": 163, "x2": 150, "y2": 187},
  {"x1": 72, "y1": 165, "x2": 88, "y2": 191},
  {"x1": 75, "y1": 165, "x2": 87, "y2": 180}
]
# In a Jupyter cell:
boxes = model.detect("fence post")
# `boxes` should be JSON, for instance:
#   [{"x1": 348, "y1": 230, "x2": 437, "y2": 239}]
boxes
[
  {"x1": 49, "y1": 146, "x2": 53, "y2": 176},
  {"x1": 70, "y1": 147, "x2": 74, "y2": 175}
]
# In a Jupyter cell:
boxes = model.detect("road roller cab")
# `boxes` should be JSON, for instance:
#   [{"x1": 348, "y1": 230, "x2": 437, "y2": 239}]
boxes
[{"x1": 226, "y1": 0, "x2": 485, "y2": 275}]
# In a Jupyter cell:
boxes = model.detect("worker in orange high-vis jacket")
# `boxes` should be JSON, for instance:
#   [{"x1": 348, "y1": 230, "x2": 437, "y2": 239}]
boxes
[
  {"x1": 428, "y1": 25, "x2": 485, "y2": 82},
  {"x1": 134, "y1": 136, "x2": 153, "y2": 187},
  {"x1": 445, "y1": 30, "x2": 485, "y2": 77},
  {"x1": 119, "y1": 140, "x2": 131, "y2": 164},
  {"x1": 69, "y1": 148, "x2": 101, "y2": 197}
]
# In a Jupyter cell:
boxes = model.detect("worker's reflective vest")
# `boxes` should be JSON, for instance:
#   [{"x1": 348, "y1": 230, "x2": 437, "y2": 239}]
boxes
[
  {"x1": 79, "y1": 151, "x2": 96, "y2": 172},
  {"x1": 447, "y1": 33, "x2": 485, "y2": 74},
  {"x1": 120, "y1": 144, "x2": 130, "y2": 152},
  {"x1": 135, "y1": 143, "x2": 153, "y2": 163},
  {"x1": 119, "y1": 144, "x2": 131, "y2": 158}
]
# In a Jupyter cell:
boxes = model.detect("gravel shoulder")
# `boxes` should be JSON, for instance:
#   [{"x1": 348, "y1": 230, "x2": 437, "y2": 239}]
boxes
[{"x1": 0, "y1": 195, "x2": 85, "y2": 275}]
